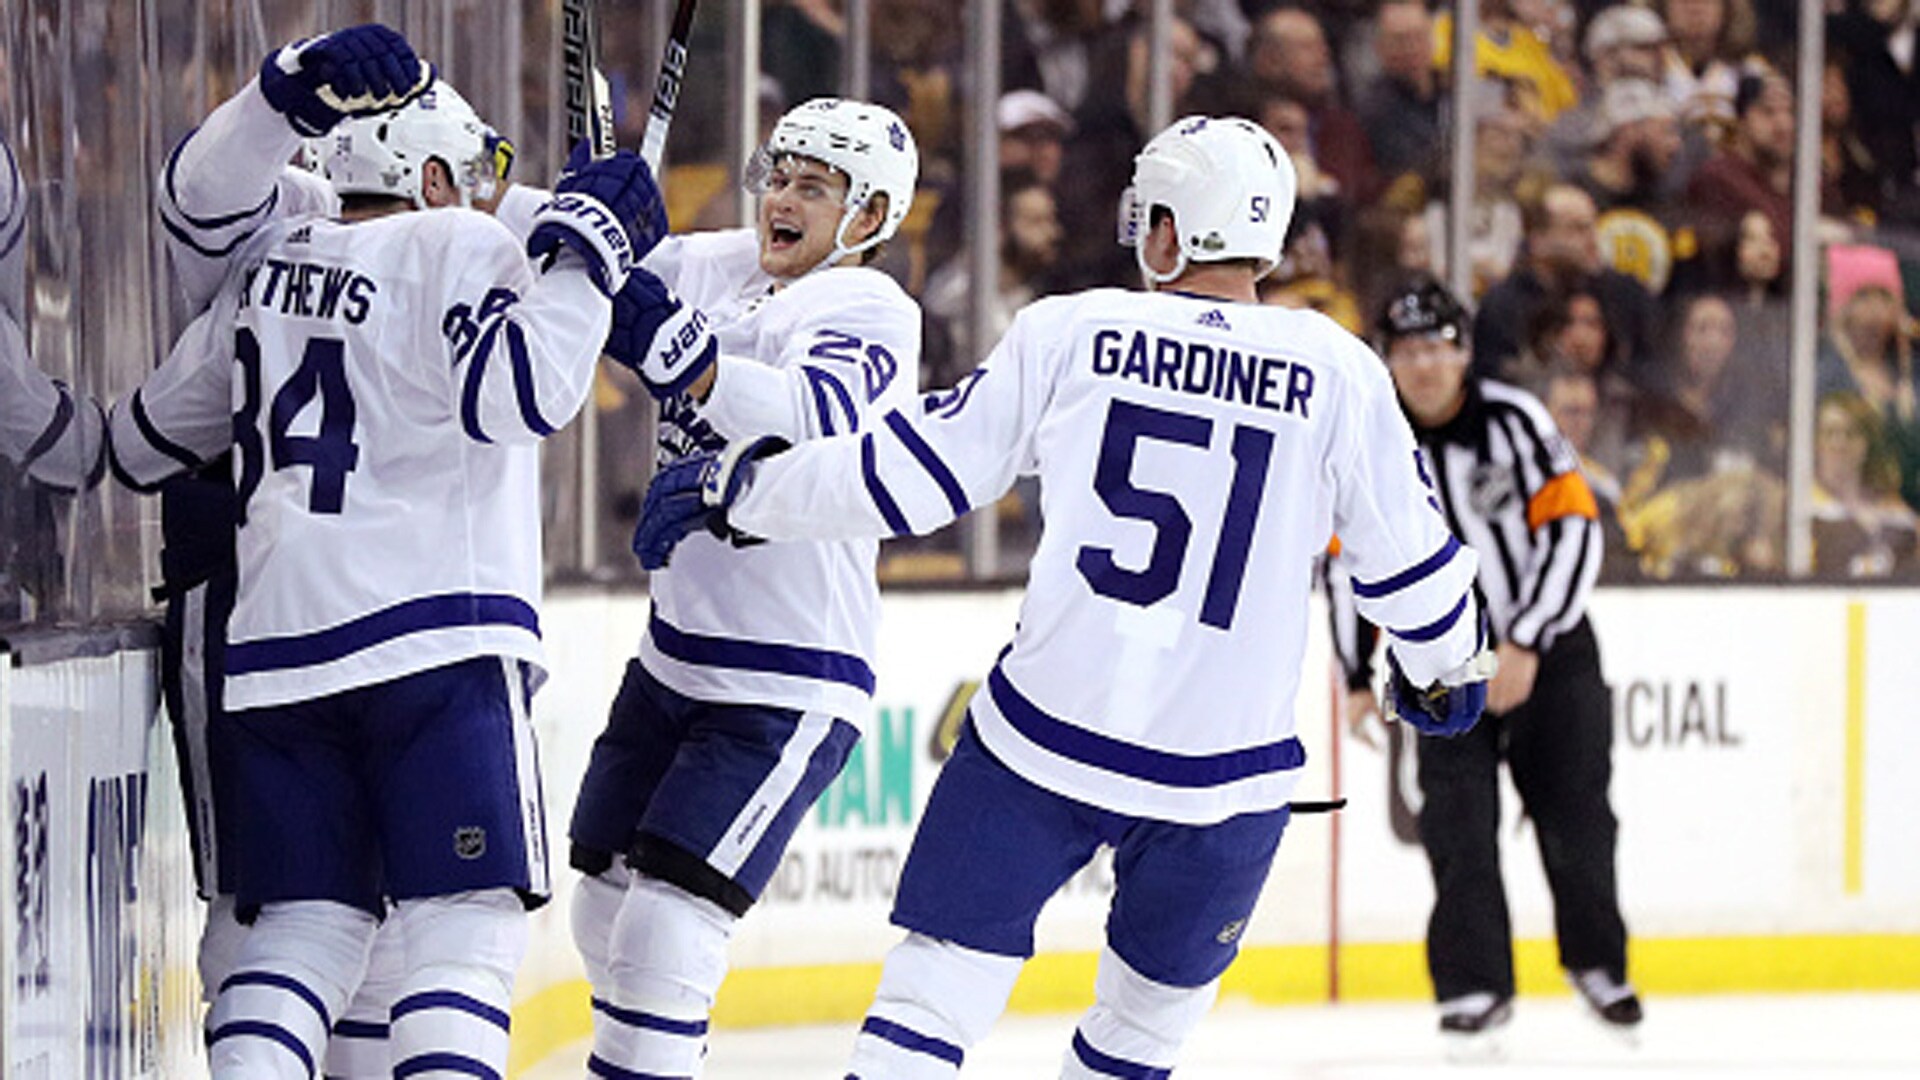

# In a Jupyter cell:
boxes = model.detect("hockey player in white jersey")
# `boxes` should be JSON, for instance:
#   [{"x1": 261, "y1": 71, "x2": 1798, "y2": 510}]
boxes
[
  {"x1": 130, "y1": 28, "x2": 584, "y2": 1078},
  {"x1": 633, "y1": 116, "x2": 1494, "y2": 1078},
  {"x1": 1, "y1": 129, "x2": 103, "y2": 497},
  {"x1": 564, "y1": 98, "x2": 922, "y2": 1078},
  {"x1": 110, "y1": 57, "x2": 664, "y2": 1078}
]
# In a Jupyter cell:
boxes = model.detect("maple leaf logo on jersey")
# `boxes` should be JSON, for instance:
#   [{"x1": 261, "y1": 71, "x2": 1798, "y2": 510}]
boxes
[{"x1": 1196, "y1": 309, "x2": 1231, "y2": 332}]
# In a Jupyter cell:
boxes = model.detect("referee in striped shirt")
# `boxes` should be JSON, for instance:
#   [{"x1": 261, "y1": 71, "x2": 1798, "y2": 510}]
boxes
[{"x1": 1331, "y1": 277, "x2": 1638, "y2": 1040}]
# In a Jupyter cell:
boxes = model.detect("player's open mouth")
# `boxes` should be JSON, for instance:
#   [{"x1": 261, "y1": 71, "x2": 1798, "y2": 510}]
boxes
[{"x1": 769, "y1": 223, "x2": 803, "y2": 248}]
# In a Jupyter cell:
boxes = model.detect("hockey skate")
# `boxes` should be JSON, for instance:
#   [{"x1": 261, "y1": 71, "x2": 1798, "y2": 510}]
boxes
[
  {"x1": 1569, "y1": 967, "x2": 1643, "y2": 1043},
  {"x1": 1438, "y1": 992, "x2": 1512, "y2": 1061}
]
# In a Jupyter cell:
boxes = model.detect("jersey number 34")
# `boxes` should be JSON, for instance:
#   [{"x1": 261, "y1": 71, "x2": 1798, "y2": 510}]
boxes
[
  {"x1": 232, "y1": 328, "x2": 361, "y2": 525},
  {"x1": 1076, "y1": 398, "x2": 1273, "y2": 632}
]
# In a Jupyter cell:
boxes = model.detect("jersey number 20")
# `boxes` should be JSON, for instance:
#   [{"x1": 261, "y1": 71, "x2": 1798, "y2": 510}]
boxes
[
  {"x1": 234, "y1": 329, "x2": 361, "y2": 524},
  {"x1": 1076, "y1": 398, "x2": 1273, "y2": 632}
]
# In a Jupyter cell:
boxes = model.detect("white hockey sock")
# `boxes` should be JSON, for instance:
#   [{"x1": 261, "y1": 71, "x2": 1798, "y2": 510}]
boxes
[
  {"x1": 389, "y1": 889, "x2": 527, "y2": 1079},
  {"x1": 845, "y1": 933, "x2": 1023, "y2": 1080},
  {"x1": 590, "y1": 874, "x2": 737, "y2": 1079},
  {"x1": 570, "y1": 860, "x2": 628, "y2": 1002},
  {"x1": 207, "y1": 900, "x2": 375, "y2": 1080},
  {"x1": 198, "y1": 895, "x2": 247, "y2": 1020},
  {"x1": 1059, "y1": 947, "x2": 1217, "y2": 1079},
  {"x1": 324, "y1": 913, "x2": 405, "y2": 1079}
]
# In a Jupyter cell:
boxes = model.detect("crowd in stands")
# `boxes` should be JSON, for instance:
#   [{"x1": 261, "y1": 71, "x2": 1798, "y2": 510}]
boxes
[{"x1": 742, "y1": 0, "x2": 1920, "y2": 582}]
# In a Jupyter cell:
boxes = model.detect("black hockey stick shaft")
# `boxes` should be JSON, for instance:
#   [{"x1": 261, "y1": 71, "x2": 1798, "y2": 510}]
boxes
[
  {"x1": 639, "y1": 0, "x2": 700, "y2": 173},
  {"x1": 560, "y1": 0, "x2": 616, "y2": 159},
  {"x1": 1289, "y1": 798, "x2": 1348, "y2": 815}
]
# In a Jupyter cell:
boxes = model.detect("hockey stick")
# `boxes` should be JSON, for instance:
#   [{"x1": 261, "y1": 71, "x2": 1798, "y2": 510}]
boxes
[
  {"x1": 638, "y1": 0, "x2": 700, "y2": 173},
  {"x1": 1289, "y1": 799, "x2": 1348, "y2": 815},
  {"x1": 560, "y1": 0, "x2": 616, "y2": 160}
]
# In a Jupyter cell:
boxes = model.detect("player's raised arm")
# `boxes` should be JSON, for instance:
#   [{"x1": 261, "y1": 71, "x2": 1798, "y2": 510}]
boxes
[
  {"x1": 160, "y1": 24, "x2": 430, "y2": 309},
  {"x1": 446, "y1": 147, "x2": 664, "y2": 446}
]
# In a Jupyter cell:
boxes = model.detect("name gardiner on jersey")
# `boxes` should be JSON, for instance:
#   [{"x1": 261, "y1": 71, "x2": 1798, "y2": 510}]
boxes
[
  {"x1": 1090, "y1": 327, "x2": 1315, "y2": 418},
  {"x1": 240, "y1": 257, "x2": 378, "y2": 324}
]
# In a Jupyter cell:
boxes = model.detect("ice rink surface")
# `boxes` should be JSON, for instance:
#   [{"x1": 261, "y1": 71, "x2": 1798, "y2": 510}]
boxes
[{"x1": 526, "y1": 992, "x2": 1920, "y2": 1078}]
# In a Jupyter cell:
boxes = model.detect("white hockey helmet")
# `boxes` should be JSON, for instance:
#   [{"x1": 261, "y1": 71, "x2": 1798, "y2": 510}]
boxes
[
  {"x1": 752, "y1": 97, "x2": 918, "y2": 265},
  {"x1": 324, "y1": 80, "x2": 500, "y2": 209},
  {"x1": 1120, "y1": 116, "x2": 1296, "y2": 285}
]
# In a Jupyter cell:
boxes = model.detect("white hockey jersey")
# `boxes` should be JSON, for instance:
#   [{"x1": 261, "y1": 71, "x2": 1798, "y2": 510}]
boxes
[
  {"x1": 730, "y1": 289, "x2": 1482, "y2": 823},
  {"x1": 1, "y1": 136, "x2": 102, "y2": 491},
  {"x1": 636, "y1": 229, "x2": 921, "y2": 721},
  {"x1": 111, "y1": 208, "x2": 610, "y2": 710}
]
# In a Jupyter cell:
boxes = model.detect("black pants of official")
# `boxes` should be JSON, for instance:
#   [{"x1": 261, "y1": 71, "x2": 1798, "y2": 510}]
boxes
[{"x1": 1415, "y1": 618, "x2": 1627, "y2": 1002}]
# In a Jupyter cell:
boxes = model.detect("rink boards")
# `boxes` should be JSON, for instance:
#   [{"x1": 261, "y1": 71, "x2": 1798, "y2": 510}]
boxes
[{"x1": 4, "y1": 589, "x2": 1919, "y2": 1077}]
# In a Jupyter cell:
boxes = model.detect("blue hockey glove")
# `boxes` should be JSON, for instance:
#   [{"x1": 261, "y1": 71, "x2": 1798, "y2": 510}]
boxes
[
  {"x1": 1384, "y1": 650, "x2": 1488, "y2": 737},
  {"x1": 606, "y1": 266, "x2": 718, "y2": 399},
  {"x1": 632, "y1": 437, "x2": 787, "y2": 571},
  {"x1": 259, "y1": 24, "x2": 433, "y2": 137},
  {"x1": 526, "y1": 144, "x2": 669, "y2": 297}
]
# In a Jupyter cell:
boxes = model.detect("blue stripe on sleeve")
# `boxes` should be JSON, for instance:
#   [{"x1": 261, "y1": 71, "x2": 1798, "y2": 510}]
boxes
[
  {"x1": 0, "y1": 211, "x2": 22, "y2": 266},
  {"x1": 987, "y1": 666, "x2": 1304, "y2": 788},
  {"x1": 1393, "y1": 591, "x2": 1468, "y2": 643},
  {"x1": 460, "y1": 319, "x2": 506, "y2": 443},
  {"x1": 803, "y1": 365, "x2": 859, "y2": 435},
  {"x1": 862, "y1": 434, "x2": 912, "y2": 536},
  {"x1": 883, "y1": 410, "x2": 969, "y2": 519},
  {"x1": 1351, "y1": 536, "x2": 1461, "y2": 599},
  {"x1": 648, "y1": 613, "x2": 876, "y2": 694},
  {"x1": 226, "y1": 592, "x2": 540, "y2": 676},
  {"x1": 131, "y1": 387, "x2": 207, "y2": 471},
  {"x1": 504, "y1": 321, "x2": 557, "y2": 437},
  {"x1": 20, "y1": 384, "x2": 75, "y2": 470},
  {"x1": 159, "y1": 211, "x2": 264, "y2": 260},
  {"x1": 163, "y1": 133, "x2": 280, "y2": 231}
]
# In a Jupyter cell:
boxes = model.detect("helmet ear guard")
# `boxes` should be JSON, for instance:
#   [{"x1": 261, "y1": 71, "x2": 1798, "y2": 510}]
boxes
[
  {"x1": 750, "y1": 97, "x2": 919, "y2": 267},
  {"x1": 1122, "y1": 116, "x2": 1297, "y2": 286}
]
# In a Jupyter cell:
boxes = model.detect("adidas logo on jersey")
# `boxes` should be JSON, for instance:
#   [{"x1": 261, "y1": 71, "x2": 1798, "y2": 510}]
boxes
[{"x1": 1197, "y1": 309, "x2": 1231, "y2": 331}]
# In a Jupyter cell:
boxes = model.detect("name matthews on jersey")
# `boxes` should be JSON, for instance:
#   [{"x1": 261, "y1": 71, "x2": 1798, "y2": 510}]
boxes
[
  {"x1": 1090, "y1": 326, "x2": 1316, "y2": 418},
  {"x1": 237, "y1": 252, "x2": 378, "y2": 325}
]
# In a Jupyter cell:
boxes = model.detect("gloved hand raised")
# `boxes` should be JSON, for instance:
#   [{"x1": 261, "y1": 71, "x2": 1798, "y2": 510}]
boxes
[
  {"x1": 259, "y1": 24, "x2": 434, "y2": 137},
  {"x1": 526, "y1": 143, "x2": 670, "y2": 298}
]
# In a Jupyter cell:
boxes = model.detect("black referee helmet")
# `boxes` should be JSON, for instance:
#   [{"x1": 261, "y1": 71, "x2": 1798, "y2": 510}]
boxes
[{"x1": 1375, "y1": 276, "x2": 1469, "y2": 354}]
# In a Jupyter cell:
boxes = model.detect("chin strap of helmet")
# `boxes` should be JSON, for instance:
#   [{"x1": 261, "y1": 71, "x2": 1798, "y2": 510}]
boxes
[{"x1": 826, "y1": 194, "x2": 885, "y2": 268}]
